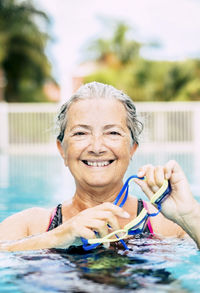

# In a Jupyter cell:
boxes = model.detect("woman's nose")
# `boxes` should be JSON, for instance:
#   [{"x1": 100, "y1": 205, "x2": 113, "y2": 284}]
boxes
[{"x1": 88, "y1": 134, "x2": 106, "y2": 154}]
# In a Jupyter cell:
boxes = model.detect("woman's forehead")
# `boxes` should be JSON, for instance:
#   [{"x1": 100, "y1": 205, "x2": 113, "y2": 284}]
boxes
[{"x1": 67, "y1": 98, "x2": 127, "y2": 126}]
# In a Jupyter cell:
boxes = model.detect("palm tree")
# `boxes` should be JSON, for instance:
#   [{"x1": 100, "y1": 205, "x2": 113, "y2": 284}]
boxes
[
  {"x1": 0, "y1": 0, "x2": 53, "y2": 102},
  {"x1": 87, "y1": 21, "x2": 141, "y2": 67}
]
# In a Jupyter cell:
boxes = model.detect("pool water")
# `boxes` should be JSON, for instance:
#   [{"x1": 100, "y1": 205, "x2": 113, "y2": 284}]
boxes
[
  {"x1": 0, "y1": 238, "x2": 199, "y2": 293},
  {"x1": 0, "y1": 152, "x2": 200, "y2": 293}
]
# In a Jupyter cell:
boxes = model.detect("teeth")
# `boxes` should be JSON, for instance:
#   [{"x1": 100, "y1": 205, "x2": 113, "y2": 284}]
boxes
[{"x1": 86, "y1": 161, "x2": 111, "y2": 167}]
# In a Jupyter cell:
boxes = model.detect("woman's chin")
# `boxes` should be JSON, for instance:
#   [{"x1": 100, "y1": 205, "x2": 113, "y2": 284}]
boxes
[{"x1": 83, "y1": 177, "x2": 116, "y2": 189}]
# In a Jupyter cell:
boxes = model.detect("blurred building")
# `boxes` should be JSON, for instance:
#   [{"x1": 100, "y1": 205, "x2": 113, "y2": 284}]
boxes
[
  {"x1": 71, "y1": 62, "x2": 98, "y2": 93},
  {"x1": 43, "y1": 80, "x2": 61, "y2": 102}
]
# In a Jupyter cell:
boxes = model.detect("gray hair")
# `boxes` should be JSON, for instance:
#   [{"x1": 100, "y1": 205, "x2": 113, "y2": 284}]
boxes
[{"x1": 56, "y1": 82, "x2": 143, "y2": 145}]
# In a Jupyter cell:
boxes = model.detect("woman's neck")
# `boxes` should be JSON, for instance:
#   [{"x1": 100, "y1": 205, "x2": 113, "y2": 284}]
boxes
[{"x1": 72, "y1": 182, "x2": 124, "y2": 212}]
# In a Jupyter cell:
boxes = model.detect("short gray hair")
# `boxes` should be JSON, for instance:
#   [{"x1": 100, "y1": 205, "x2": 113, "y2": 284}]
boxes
[{"x1": 56, "y1": 82, "x2": 143, "y2": 144}]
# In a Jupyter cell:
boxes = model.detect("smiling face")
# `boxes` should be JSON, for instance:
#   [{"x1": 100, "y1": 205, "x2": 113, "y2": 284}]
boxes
[{"x1": 57, "y1": 98, "x2": 137, "y2": 191}]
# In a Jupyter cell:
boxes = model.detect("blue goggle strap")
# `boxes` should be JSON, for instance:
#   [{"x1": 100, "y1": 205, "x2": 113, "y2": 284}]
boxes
[{"x1": 81, "y1": 175, "x2": 144, "y2": 251}]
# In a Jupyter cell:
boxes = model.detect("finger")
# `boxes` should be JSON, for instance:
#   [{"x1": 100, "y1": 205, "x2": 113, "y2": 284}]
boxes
[
  {"x1": 164, "y1": 160, "x2": 176, "y2": 179},
  {"x1": 154, "y1": 165, "x2": 165, "y2": 187},
  {"x1": 101, "y1": 202, "x2": 130, "y2": 219},
  {"x1": 79, "y1": 227, "x2": 96, "y2": 239},
  {"x1": 94, "y1": 211, "x2": 120, "y2": 231},
  {"x1": 164, "y1": 160, "x2": 189, "y2": 187},
  {"x1": 145, "y1": 165, "x2": 159, "y2": 193},
  {"x1": 164, "y1": 160, "x2": 186, "y2": 181},
  {"x1": 84, "y1": 202, "x2": 129, "y2": 219},
  {"x1": 137, "y1": 164, "x2": 152, "y2": 177},
  {"x1": 85, "y1": 219, "x2": 111, "y2": 249},
  {"x1": 86, "y1": 219, "x2": 109, "y2": 237},
  {"x1": 134, "y1": 178, "x2": 154, "y2": 200}
]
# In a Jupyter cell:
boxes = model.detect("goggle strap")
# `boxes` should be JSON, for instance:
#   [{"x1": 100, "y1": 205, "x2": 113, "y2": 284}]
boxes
[
  {"x1": 102, "y1": 224, "x2": 128, "y2": 250},
  {"x1": 81, "y1": 175, "x2": 156, "y2": 251},
  {"x1": 114, "y1": 175, "x2": 144, "y2": 206},
  {"x1": 119, "y1": 185, "x2": 129, "y2": 208},
  {"x1": 83, "y1": 242, "x2": 100, "y2": 251},
  {"x1": 114, "y1": 181, "x2": 129, "y2": 206},
  {"x1": 148, "y1": 203, "x2": 161, "y2": 217},
  {"x1": 81, "y1": 237, "x2": 100, "y2": 251},
  {"x1": 128, "y1": 228, "x2": 143, "y2": 235},
  {"x1": 81, "y1": 232, "x2": 128, "y2": 251},
  {"x1": 117, "y1": 238, "x2": 129, "y2": 250}
]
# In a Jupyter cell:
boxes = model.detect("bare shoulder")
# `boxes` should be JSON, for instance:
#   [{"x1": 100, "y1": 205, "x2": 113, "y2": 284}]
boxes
[
  {"x1": 145, "y1": 202, "x2": 185, "y2": 237},
  {"x1": 25, "y1": 207, "x2": 52, "y2": 235},
  {"x1": 0, "y1": 207, "x2": 52, "y2": 241}
]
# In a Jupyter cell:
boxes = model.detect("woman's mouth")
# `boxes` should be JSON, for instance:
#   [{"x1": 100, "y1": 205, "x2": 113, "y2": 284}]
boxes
[{"x1": 82, "y1": 160, "x2": 114, "y2": 167}]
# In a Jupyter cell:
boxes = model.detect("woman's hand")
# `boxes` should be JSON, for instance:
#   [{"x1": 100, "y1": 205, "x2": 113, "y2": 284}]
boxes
[
  {"x1": 134, "y1": 160, "x2": 198, "y2": 224},
  {"x1": 54, "y1": 202, "x2": 130, "y2": 249},
  {"x1": 0, "y1": 203, "x2": 129, "y2": 251}
]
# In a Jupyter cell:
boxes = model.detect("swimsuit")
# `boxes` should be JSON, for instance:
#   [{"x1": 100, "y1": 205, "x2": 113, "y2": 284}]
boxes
[
  {"x1": 47, "y1": 199, "x2": 154, "y2": 234},
  {"x1": 47, "y1": 204, "x2": 62, "y2": 231}
]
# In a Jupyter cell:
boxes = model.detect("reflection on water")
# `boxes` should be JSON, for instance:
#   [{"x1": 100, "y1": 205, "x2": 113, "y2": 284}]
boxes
[{"x1": 0, "y1": 236, "x2": 197, "y2": 293}]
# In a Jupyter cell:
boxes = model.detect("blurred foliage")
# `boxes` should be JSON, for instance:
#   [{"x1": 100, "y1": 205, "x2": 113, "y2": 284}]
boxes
[
  {"x1": 0, "y1": 0, "x2": 53, "y2": 102},
  {"x1": 88, "y1": 22, "x2": 141, "y2": 67},
  {"x1": 84, "y1": 21, "x2": 200, "y2": 101}
]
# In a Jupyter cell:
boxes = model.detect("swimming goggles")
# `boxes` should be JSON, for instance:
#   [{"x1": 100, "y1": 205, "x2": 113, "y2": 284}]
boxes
[{"x1": 81, "y1": 175, "x2": 171, "y2": 251}]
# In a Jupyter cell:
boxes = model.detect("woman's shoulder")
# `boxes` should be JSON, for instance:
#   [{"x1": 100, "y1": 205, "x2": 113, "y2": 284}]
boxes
[
  {"x1": 0, "y1": 206, "x2": 53, "y2": 241},
  {"x1": 26, "y1": 206, "x2": 55, "y2": 235},
  {"x1": 1, "y1": 206, "x2": 51, "y2": 224}
]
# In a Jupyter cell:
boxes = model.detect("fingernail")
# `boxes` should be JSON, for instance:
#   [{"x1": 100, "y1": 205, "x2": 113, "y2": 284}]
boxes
[
  {"x1": 123, "y1": 211, "x2": 130, "y2": 218},
  {"x1": 137, "y1": 171, "x2": 143, "y2": 177}
]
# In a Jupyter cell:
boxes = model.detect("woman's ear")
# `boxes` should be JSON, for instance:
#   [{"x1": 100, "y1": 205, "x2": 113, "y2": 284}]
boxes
[
  {"x1": 130, "y1": 142, "x2": 138, "y2": 158},
  {"x1": 56, "y1": 140, "x2": 68, "y2": 165}
]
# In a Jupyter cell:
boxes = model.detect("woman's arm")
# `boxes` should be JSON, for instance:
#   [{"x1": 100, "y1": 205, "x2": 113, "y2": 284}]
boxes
[
  {"x1": 135, "y1": 160, "x2": 200, "y2": 248},
  {"x1": 0, "y1": 203, "x2": 130, "y2": 251},
  {"x1": 0, "y1": 221, "x2": 72, "y2": 251},
  {"x1": 0, "y1": 207, "x2": 51, "y2": 241}
]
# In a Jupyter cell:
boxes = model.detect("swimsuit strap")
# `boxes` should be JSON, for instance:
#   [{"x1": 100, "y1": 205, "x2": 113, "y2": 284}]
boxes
[
  {"x1": 137, "y1": 199, "x2": 154, "y2": 234},
  {"x1": 47, "y1": 204, "x2": 63, "y2": 231}
]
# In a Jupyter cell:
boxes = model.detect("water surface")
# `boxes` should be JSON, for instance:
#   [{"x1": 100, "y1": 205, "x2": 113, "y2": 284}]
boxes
[{"x1": 0, "y1": 153, "x2": 199, "y2": 292}]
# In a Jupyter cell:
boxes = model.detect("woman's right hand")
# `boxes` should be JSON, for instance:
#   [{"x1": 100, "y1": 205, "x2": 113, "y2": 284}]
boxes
[
  {"x1": 0, "y1": 202, "x2": 129, "y2": 252},
  {"x1": 53, "y1": 202, "x2": 130, "y2": 249}
]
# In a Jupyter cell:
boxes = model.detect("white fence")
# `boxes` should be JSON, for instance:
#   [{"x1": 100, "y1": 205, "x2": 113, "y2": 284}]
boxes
[
  {"x1": 136, "y1": 102, "x2": 200, "y2": 153},
  {"x1": 1, "y1": 101, "x2": 200, "y2": 191},
  {"x1": 0, "y1": 101, "x2": 200, "y2": 154},
  {"x1": 0, "y1": 102, "x2": 58, "y2": 154}
]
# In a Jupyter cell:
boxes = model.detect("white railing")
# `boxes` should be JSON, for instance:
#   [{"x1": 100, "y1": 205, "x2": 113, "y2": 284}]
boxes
[
  {"x1": 0, "y1": 101, "x2": 200, "y2": 153},
  {"x1": 0, "y1": 102, "x2": 58, "y2": 154},
  {"x1": 1, "y1": 101, "x2": 200, "y2": 192},
  {"x1": 136, "y1": 102, "x2": 200, "y2": 153}
]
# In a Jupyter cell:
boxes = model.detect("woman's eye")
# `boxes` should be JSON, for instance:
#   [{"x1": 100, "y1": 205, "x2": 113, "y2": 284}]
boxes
[
  {"x1": 73, "y1": 132, "x2": 86, "y2": 136},
  {"x1": 109, "y1": 131, "x2": 121, "y2": 135}
]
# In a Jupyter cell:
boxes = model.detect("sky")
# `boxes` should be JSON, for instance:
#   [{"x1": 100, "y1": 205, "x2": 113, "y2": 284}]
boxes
[{"x1": 35, "y1": 0, "x2": 200, "y2": 100}]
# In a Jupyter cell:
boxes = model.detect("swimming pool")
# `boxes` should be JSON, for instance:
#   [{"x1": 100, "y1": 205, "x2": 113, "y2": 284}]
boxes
[{"x1": 0, "y1": 152, "x2": 200, "y2": 293}]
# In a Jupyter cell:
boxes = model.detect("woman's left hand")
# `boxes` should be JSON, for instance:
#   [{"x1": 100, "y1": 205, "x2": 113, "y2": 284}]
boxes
[{"x1": 134, "y1": 160, "x2": 198, "y2": 225}]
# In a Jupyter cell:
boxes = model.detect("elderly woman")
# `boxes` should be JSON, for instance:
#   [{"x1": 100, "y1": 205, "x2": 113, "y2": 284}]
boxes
[{"x1": 0, "y1": 82, "x2": 186, "y2": 252}]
